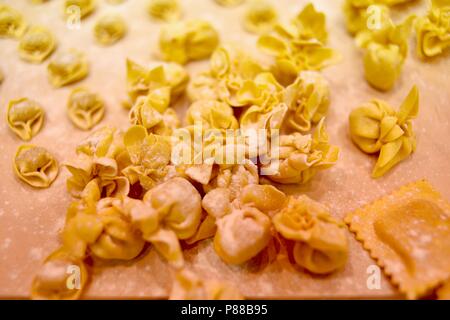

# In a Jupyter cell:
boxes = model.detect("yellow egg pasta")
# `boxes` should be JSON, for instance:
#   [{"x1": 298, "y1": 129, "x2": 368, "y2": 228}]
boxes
[
  {"x1": 94, "y1": 14, "x2": 126, "y2": 46},
  {"x1": 415, "y1": 5, "x2": 450, "y2": 58},
  {"x1": 0, "y1": 4, "x2": 27, "y2": 38},
  {"x1": 7, "y1": 98, "x2": 45, "y2": 141},
  {"x1": 345, "y1": 180, "x2": 450, "y2": 299},
  {"x1": 67, "y1": 87, "x2": 105, "y2": 130},
  {"x1": 13, "y1": 145, "x2": 59, "y2": 188},
  {"x1": 214, "y1": 0, "x2": 244, "y2": 6},
  {"x1": 186, "y1": 100, "x2": 239, "y2": 130},
  {"x1": 243, "y1": 0, "x2": 278, "y2": 35},
  {"x1": 18, "y1": 25, "x2": 56, "y2": 63},
  {"x1": 147, "y1": 0, "x2": 181, "y2": 22},
  {"x1": 64, "y1": 0, "x2": 96, "y2": 19},
  {"x1": 48, "y1": 49, "x2": 89, "y2": 88}
]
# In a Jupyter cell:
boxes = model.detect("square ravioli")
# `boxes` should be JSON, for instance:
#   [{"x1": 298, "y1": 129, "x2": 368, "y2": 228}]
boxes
[{"x1": 345, "y1": 180, "x2": 450, "y2": 299}]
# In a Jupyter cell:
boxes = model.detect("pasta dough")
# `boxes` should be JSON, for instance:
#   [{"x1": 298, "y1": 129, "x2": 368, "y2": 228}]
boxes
[
  {"x1": 18, "y1": 26, "x2": 56, "y2": 63},
  {"x1": 67, "y1": 87, "x2": 105, "y2": 130},
  {"x1": 345, "y1": 180, "x2": 450, "y2": 299},
  {"x1": 0, "y1": 4, "x2": 27, "y2": 38},
  {"x1": 47, "y1": 49, "x2": 89, "y2": 87},
  {"x1": 94, "y1": 14, "x2": 127, "y2": 46},
  {"x1": 148, "y1": 0, "x2": 181, "y2": 22},
  {"x1": 7, "y1": 98, "x2": 45, "y2": 141},
  {"x1": 13, "y1": 145, "x2": 59, "y2": 188}
]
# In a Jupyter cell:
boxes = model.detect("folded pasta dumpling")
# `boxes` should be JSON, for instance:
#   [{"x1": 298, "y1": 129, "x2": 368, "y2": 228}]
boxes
[
  {"x1": 349, "y1": 85, "x2": 419, "y2": 178},
  {"x1": 148, "y1": 0, "x2": 181, "y2": 22},
  {"x1": 7, "y1": 98, "x2": 45, "y2": 141},
  {"x1": 14, "y1": 145, "x2": 59, "y2": 188},
  {"x1": 415, "y1": 5, "x2": 450, "y2": 58},
  {"x1": 0, "y1": 4, "x2": 27, "y2": 38},
  {"x1": 243, "y1": 0, "x2": 278, "y2": 35},
  {"x1": 19, "y1": 26, "x2": 56, "y2": 63},
  {"x1": 67, "y1": 87, "x2": 105, "y2": 130},
  {"x1": 64, "y1": 0, "x2": 96, "y2": 19},
  {"x1": 48, "y1": 49, "x2": 89, "y2": 87},
  {"x1": 186, "y1": 100, "x2": 239, "y2": 130},
  {"x1": 273, "y1": 195, "x2": 348, "y2": 274},
  {"x1": 94, "y1": 14, "x2": 126, "y2": 46},
  {"x1": 238, "y1": 184, "x2": 287, "y2": 216}
]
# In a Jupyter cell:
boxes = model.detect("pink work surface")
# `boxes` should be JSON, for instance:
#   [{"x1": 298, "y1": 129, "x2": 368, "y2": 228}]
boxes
[{"x1": 0, "y1": 0, "x2": 449, "y2": 299}]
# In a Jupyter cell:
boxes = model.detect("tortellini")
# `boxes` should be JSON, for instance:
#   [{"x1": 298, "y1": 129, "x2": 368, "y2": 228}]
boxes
[
  {"x1": 349, "y1": 85, "x2": 419, "y2": 178},
  {"x1": 94, "y1": 14, "x2": 127, "y2": 46},
  {"x1": 415, "y1": 4, "x2": 450, "y2": 58},
  {"x1": 243, "y1": 0, "x2": 278, "y2": 35},
  {"x1": 64, "y1": 0, "x2": 96, "y2": 19},
  {"x1": 169, "y1": 270, "x2": 243, "y2": 300},
  {"x1": 18, "y1": 26, "x2": 56, "y2": 63},
  {"x1": 263, "y1": 119, "x2": 339, "y2": 184},
  {"x1": 48, "y1": 49, "x2": 89, "y2": 88},
  {"x1": 7, "y1": 98, "x2": 45, "y2": 141},
  {"x1": 159, "y1": 19, "x2": 220, "y2": 65},
  {"x1": 0, "y1": 4, "x2": 27, "y2": 38},
  {"x1": 147, "y1": 0, "x2": 181, "y2": 22},
  {"x1": 283, "y1": 71, "x2": 330, "y2": 132},
  {"x1": 185, "y1": 100, "x2": 239, "y2": 130},
  {"x1": 273, "y1": 195, "x2": 348, "y2": 274},
  {"x1": 67, "y1": 87, "x2": 105, "y2": 130},
  {"x1": 13, "y1": 145, "x2": 59, "y2": 188}
]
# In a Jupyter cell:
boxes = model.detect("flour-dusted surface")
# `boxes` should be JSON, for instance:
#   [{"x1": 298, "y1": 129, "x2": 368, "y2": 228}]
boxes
[{"x1": 0, "y1": 0, "x2": 449, "y2": 298}]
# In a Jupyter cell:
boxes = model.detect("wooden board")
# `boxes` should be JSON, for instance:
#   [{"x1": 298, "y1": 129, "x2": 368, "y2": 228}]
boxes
[{"x1": 0, "y1": 0, "x2": 449, "y2": 299}]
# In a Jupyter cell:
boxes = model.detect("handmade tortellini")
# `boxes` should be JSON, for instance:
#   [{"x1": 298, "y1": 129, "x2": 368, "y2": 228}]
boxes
[
  {"x1": 349, "y1": 85, "x2": 419, "y2": 178},
  {"x1": 7, "y1": 98, "x2": 45, "y2": 141},
  {"x1": 64, "y1": 0, "x2": 96, "y2": 19},
  {"x1": 263, "y1": 119, "x2": 339, "y2": 184},
  {"x1": 0, "y1": 4, "x2": 27, "y2": 38},
  {"x1": 159, "y1": 19, "x2": 219, "y2": 65},
  {"x1": 94, "y1": 14, "x2": 127, "y2": 46},
  {"x1": 214, "y1": 206, "x2": 272, "y2": 265},
  {"x1": 147, "y1": 0, "x2": 181, "y2": 22},
  {"x1": 243, "y1": 0, "x2": 278, "y2": 35},
  {"x1": 18, "y1": 26, "x2": 56, "y2": 63},
  {"x1": 67, "y1": 87, "x2": 105, "y2": 130},
  {"x1": 283, "y1": 71, "x2": 330, "y2": 132},
  {"x1": 273, "y1": 195, "x2": 348, "y2": 274},
  {"x1": 186, "y1": 100, "x2": 239, "y2": 130},
  {"x1": 48, "y1": 49, "x2": 89, "y2": 87},
  {"x1": 13, "y1": 145, "x2": 59, "y2": 188}
]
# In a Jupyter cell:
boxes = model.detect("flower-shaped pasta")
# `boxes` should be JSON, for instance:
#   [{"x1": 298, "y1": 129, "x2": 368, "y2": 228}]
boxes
[
  {"x1": 94, "y1": 14, "x2": 127, "y2": 46},
  {"x1": 7, "y1": 98, "x2": 45, "y2": 141},
  {"x1": 169, "y1": 270, "x2": 243, "y2": 300},
  {"x1": 186, "y1": 100, "x2": 239, "y2": 130},
  {"x1": 147, "y1": 0, "x2": 181, "y2": 22},
  {"x1": 64, "y1": 0, "x2": 96, "y2": 19},
  {"x1": 67, "y1": 87, "x2": 105, "y2": 130},
  {"x1": 415, "y1": 5, "x2": 450, "y2": 58},
  {"x1": 13, "y1": 145, "x2": 59, "y2": 188},
  {"x1": 48, "y1": 49, "x2": 89, "y2": 88},
  {"x1": 0, "y1": 4, "x2": 27, "y2": 38},
  {"x1": 263, "y1": 119, "x2": 339, "y2": 184},
  {"x1": 215, "y1": 0, "x2": 244, "y2": 6},
  {"x1": 283, "y1": 71, "x2": 330, "y2": 132},
  {"x1": 214, "y1": 206, "x2": 271, "y2": 264},
  {"x1": 243, "y1": 0, "x2": 278, "y2": 35},
  {"x1": 31, "y1": 249, "x2": 88, "y2": 300},
  {"x1": 273, "y1": 195, "x2": 348, "y2": 274},
  {"x1": 159, "y1": 19, "x2": 219, "y2": 65},
  {"x1": 18, "y1": 26, "x2": 56, "y2": 63},
  {"x1": 349, "y1": 85, "x2": 419, "y2": 178},
  {"x1": 240, "y1": 101, "x2": 287, "y2": 134},
  {"x1": 342, "y1": 0, "x2": 377, "y2": 35}
]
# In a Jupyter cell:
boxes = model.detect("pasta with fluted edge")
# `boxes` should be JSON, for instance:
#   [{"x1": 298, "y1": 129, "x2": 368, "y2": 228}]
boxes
[
  {"x1": 243, "y1": 0, "x2": 278, "y2": 35},
  {"x1": 14, "y1": 145, "x2": 59, "y2": 188},
  {"x1": 349, "y1": 85, "x2": 419, "y2": 178},
  {"x1": 67, "y1": 87, "x2": 105, "y2": 130},
  {"x1": 48, "y1": 49, "x2": 89, "y2": 87},
  {"x1": 64, "y1": 0, "x2": 96, "y2": 19},
  {"x1": 159, "y1": 19, "x2": 219, "y2": 65},
  {"x1": 148, "y1": 0, "x2": 181, "y2": 22},
  {"x1": 273, "y1": 195, "x2": 348, "y2": 274},
  {"x1": 94, "y1": 14, "x2": 126, "y2": 46},
  {"x1": 0, "y1": 4, "x2": 27, "y2": 38},
  {"x1": 7, "y1": 98, "x2": 45, "y2": 141},
  {"x1": 19, "y1": 26, "x2": 56, "y2": 63}
]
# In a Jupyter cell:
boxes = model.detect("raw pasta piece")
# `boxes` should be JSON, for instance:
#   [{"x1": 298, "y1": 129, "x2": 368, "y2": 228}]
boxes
[
  {"x1": 7, "y1": 98, "x2": 45, "y2": 141},
  {"x1": 48, "y1": 49, "x2": 89, "y2": 87},
  {"x1": 238, "y1": 184, "x2": 287, "y2": 216},
  {"x1": 94, "y1": 14, "x2": 126, "y2": 46},
  {"x1": 18, "y1": 26, "x2": 56, "y2": 63},
  {"x1": 215, "y1": 0, "x2": 244, "y2": 6},
  {"x1": 186, "y1": 100, "x2": 239, "y2": 130},
  {"x1": 0, "y1": 4, "x2": 27, "y2": 38},
  {"x1": 67, "y1": 87, "x2": 105, "y2": 130},
  {"x1": 31, "y1": 249, "x2": 88, "y2": 300},
  {"x1": 283, "y1": 71, "x2": 330, "y2": 132},
  {"x1": 345, "y1": 180, "x2": 450, "y2": 299},
  {"x1": 243, "y1": 0, "x2": 278, "y2": 35},
  {"x1": 159, "y1": 19, "x2": 219, "y2": 65},
  {"x1": 342, "y1": 0, "x2": 378, "y2": 35},
  {"x1": 64, "y1": 0, "x2": 96, "y2": 19},
  {"x1": 415, "y1": 5, "x2": 450, "y2": 58},
  {"x1": 273, "y1": 195, "x2": 348, "y2": 274},
  {"x1": 170, "y1": 270, "x2": 243, "y2": 300},
  {"x1": 13, "y1": 145, "x2": 59, "y2": 188},
  {"x1": 349, "y1": 85, "x2": 419, "y2": 178},
  {"x1": 214, "y1": 206, "x2": 272, "y2": 264},
  {"x1": 147, "y1": 0, "x2": 181, "y2": 22}
]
